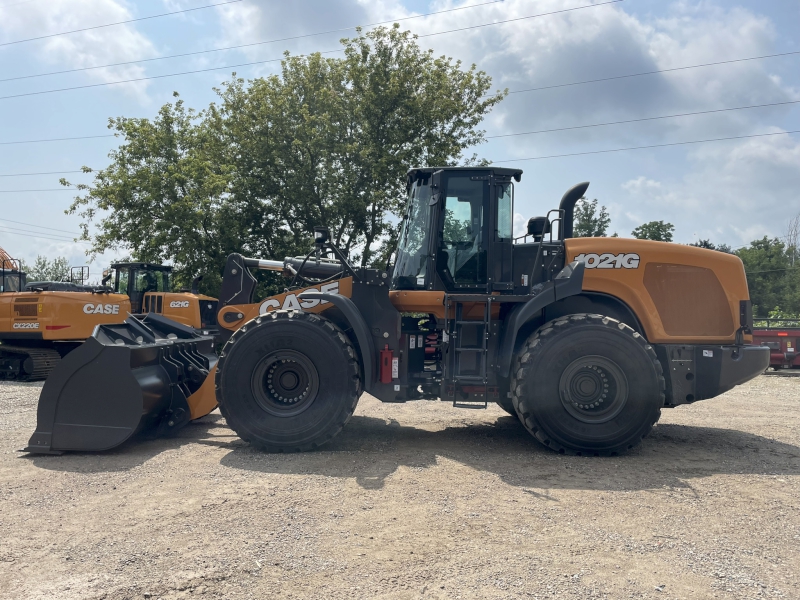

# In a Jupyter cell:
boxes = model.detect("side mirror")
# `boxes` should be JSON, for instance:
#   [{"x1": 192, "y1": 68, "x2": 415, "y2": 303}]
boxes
[
  {"x1": 314, "y1": 227, "x2": 330, "y2": 246},
  {"x1": 527, "y1": 216, "x2": 551, "y2": 239}
]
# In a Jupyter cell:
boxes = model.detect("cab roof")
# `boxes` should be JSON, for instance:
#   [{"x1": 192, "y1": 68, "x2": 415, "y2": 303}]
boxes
[
  {"x1": 406, "y1": 167, "x2": 523, "y2": 187},
  {"x1": 112, "y1": 262, "x2": 173, "y2": 272}
]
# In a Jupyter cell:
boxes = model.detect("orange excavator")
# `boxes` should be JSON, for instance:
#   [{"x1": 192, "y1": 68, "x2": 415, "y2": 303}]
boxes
[{"x1": 0, "y1": 247, "x2": 217, "y2": 380}]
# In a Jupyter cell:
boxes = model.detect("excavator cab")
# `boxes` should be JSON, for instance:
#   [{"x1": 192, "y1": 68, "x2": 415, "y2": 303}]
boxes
[
  {"x1": 0, "y1": 257, "x2": 25, "y2": 293},
  {"x1": 1, "y1": 268, "x2": 24, "y2": 293}
]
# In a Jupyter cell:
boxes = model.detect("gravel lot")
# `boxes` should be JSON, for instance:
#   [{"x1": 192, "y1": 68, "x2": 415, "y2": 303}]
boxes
[{"x1": 1, "y1": 375, "x2": 799, "y2": 600}]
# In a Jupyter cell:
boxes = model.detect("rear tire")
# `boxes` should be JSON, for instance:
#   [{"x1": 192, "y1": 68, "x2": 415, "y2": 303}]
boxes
[
  {"x1": 511, "y1": 313, "x2": 664, "y2": 455},
  {"x1": 496, "y1": 395, "x2": 517, "y2": 417},
  {"x1": 495, "y1": 376, "x2": 518, "y2": 417},
  {"x1": 215, "y1": 310, "x2": 361, "y2": 452}
]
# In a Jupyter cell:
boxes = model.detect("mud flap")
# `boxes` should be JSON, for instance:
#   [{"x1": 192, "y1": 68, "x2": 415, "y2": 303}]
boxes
[{"x1": 23, "y1": 314, "x2": 217, "y2": 454}]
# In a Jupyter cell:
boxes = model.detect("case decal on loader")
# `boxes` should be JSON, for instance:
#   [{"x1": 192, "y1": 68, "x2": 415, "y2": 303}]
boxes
[
  {"x1": 169, "y1": 300, "x2": 190, "y2": 309},
  {"x1": 83, "y1": 303, "x2": 121, "y2": 315},
  {"x1": 259, "y1": 281, "x2": 340, "y2": 314},
  {"x1": 574, "y1": 253, "x2": 640, "y2": 269}
]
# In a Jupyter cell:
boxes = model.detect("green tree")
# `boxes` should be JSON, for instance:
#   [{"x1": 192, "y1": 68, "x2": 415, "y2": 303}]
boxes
[
  {"x1": 19, "y1": 255, "x2": 71, "y2": 282},
  {"x1": 632, "y1": 220, "x2": 674, "y2": 242},
  {"x1": 573, "y1": 197, "x2": 610, "y2": 237},
  {"x1": 689, "y1": 239, "x2": 733, "y2": 253},
  {"x1": 210, "y1": 25, "x2": 503, "y2": 267},
  {"x1": 736, "y1": 237, "x2": 800, "y2": 317},
  {"x1": 66, "y1": 26, "x2": 504, "y2": 296},
  {"x1": 759, "y1": 306, "x2": 800, "y2": 327},
  {"x1": 63, "y1": 96, "x2": 250, "y2": 295}
]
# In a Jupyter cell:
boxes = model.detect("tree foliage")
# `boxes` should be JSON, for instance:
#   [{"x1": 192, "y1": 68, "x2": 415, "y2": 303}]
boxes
[
  {"x1": 736, "y1": 237, "x2": 800, "y2": 317},
  {"x1": 631, "y1": 220, "x2": 674, "y2": 242},
  {"x1": 19, "y1": 256, "x2": 71, "y2": 282},
  {"x1": 573, "y1": 197, "x2": 610, "y2": 237},
  {"x1": 65, "y1": 26, "x2": 504, "y2": 296},
  {"x1": 689, "y1": 239, "x2": 732, "y2": 253}
]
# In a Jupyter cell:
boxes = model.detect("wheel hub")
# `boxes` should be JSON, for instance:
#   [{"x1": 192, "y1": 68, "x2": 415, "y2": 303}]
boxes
[
  {"x1": 267, "y1": 359, "x2": 310, "y2": 404},
  {"x1": 252, "y1": 350, "x2": 320, "y2": 417},
  {"x1": 559, "y1": 356, "x2": 629, "y2": 424}
]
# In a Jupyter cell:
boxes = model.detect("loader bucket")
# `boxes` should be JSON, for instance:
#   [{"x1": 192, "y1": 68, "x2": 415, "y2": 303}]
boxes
[{"x1": 24, "y1": 314, "x2": 218, "y2": 454}]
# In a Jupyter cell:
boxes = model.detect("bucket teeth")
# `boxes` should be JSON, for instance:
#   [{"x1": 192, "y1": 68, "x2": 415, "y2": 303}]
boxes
[{"x1": 23, "y1": 313, "x2": 218, "y2": 454}]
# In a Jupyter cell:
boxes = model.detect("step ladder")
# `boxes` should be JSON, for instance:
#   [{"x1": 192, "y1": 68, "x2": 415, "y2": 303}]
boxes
[{"x1": 447, "y1": 296, "x2": 492, "y2": 408}]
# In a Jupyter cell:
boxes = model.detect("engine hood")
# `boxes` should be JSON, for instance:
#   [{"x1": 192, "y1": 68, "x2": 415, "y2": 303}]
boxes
[{"x1": 564, "y1": 238, "x2": 749, "y2": 344}]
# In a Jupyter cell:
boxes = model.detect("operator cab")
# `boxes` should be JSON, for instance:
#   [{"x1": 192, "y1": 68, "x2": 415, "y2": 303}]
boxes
[
  {"x1": 111, "y1": 262, "x2": 173, "y2": 313},
  {"x1": 0, "y1": 270, "x2": 24, "y2": 293},
  {"x1": 0, "y1": 258, "x2": 25, "y2": 293},
  {"x1": 393, "y1": 167, "x2": 522, "y2": 294}
]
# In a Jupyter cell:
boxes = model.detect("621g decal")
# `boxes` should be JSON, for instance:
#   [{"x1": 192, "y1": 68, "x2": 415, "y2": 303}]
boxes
[{"x1": 574, "y1": 253, "x2": 640, "y2": 269}]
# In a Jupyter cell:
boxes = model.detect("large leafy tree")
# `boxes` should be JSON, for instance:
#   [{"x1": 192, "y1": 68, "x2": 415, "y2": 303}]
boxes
[
  {"x1": 66, "y1": 26, "x2": 504, "y2": 294},
  {"x1": 573, "y1": 197, "x2": 610, "y2": 237},
  {"x1": 209, "y1": 25, "x2": 502, "y2": 267},
  {"x1": 63, "y1": 96, "x2": 257, "y2": 294}
]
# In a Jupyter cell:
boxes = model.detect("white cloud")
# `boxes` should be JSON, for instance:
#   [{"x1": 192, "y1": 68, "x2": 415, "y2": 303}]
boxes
[
  {"x1": 0, "y1": 0, "x2": 159, "y2": 101},
  {"x1": 622, "y1": 177, "x2": 662, "y2": 193},
  {"x1": 620, "y1": 132, "x2": 800, "y2": 244},
  {"x1": 213, "y1": 0, "x2": 375, "y2": 65}
]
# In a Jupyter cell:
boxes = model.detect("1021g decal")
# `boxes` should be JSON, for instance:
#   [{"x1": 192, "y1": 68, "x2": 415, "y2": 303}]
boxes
[{"x1": 574, "y1": 253, "x2": 640, "y2": 269}]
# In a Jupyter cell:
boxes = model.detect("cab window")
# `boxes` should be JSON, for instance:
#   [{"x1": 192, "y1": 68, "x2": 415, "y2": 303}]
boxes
[
  {"x1": 134, "y1": 270, "x2": 168, "y2": 293},
  {"x1": 439, "y1": 175, "x2": 487, "y2": 286}
]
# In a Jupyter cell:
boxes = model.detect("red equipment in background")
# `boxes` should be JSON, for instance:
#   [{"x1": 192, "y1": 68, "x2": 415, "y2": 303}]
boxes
[{"x1": 753, "y1": 319, "x2": 800, "y2": 370}]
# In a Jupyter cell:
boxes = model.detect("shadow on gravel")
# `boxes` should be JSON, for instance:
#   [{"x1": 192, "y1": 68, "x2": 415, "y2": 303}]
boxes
[
  {"x1": 212, "y1": 414, "x2": 800, "y2": 491},
  {"x1": 22, "y1": 413, "x2": 229, "y2": 474},
  {"x1": 25, "y1": 412, "x2": 800, "y2": 491}
]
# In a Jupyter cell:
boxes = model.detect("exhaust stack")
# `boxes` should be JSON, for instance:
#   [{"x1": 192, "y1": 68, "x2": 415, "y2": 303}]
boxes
[{"x1": 558, "y1": 182, "x2": 590, "y2": 240}]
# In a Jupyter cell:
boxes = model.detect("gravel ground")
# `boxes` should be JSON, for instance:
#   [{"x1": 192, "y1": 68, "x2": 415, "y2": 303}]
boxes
[{"x1": 1, "y1": 375, "x2": 798, "y2": 600}]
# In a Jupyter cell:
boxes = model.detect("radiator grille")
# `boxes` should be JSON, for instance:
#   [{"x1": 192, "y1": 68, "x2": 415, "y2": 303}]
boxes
[
  {"x1": 644, "y1": 263, "x2": 734, "y2": 337},
  {"x1": 14, "y1": 304, "x2": 38, "y2": 317},
  {"x1": 144, "y1": 295, "x2": 163, "y2": 313}
]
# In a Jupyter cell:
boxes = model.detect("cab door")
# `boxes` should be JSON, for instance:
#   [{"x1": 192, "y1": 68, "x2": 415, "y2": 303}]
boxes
[
  {"x1": 488, "y1": 179, "x2": 514, "y2": 291},
  {"x1": 435, "y1": 172, "x2": 490, "y2": 292}
]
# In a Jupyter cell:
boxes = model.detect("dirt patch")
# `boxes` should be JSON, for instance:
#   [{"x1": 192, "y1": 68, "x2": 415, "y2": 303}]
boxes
[{"x1": 1, "y1": 376, "x2": 798, "y2": 599}]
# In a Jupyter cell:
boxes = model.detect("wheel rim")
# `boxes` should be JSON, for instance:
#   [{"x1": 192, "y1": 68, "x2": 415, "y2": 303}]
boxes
[
  {"x1": 251, "y1": 350, "x2": 320, "y2": 417},
  {"x1": 558, "y1": 355, "x2": 629, "y2": 424}
]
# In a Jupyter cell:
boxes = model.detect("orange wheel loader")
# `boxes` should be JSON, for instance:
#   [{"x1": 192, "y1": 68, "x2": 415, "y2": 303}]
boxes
[{"x1": 24, "y1": 167, "x2": 769, "y2": 455}]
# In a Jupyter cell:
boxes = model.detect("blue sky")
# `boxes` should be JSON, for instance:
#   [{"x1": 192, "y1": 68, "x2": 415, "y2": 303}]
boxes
[{"x1": 0, "y1": 0, "x2": 798, "y2": 274}]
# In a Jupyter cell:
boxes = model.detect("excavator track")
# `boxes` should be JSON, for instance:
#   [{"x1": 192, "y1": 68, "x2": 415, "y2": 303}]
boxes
[{"x1": 0, "y1": 345, "x2": 61, "y2": 381}]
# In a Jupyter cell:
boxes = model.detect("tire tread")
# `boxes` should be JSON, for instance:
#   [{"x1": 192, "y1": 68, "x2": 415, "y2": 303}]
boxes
[
  {"x1": 511, "y1": 313, "x2": 665, "y2": 456},
  {"x1": 215, "y1": 309, "x2": 361, "y2": 452}
]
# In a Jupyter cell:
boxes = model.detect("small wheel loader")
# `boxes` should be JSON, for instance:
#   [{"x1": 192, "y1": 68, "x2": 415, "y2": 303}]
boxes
[
  {"x1": 24, "y1": 167, "x2": 769, "y2": 455},
  {"x1": 1, "y1": 255, "x2": 217, "y2": 381}
]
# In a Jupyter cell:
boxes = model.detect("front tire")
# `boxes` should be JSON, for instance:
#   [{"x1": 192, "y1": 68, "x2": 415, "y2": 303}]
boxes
[
  {"x1": 511, "y1": 314, "x2": 664, "y2": 455},
  {"x1": 215, "y1": 310, "x2": 361, "y2": 452}
]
